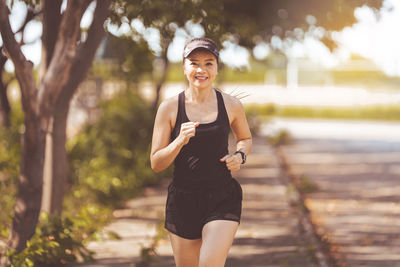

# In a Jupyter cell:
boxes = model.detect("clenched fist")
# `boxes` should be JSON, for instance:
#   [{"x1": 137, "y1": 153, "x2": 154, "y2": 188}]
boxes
[
  {"x1": 177, "y1": 121, "x2": 199, "y2": 146},
  {"x1": 220, "y1": 153, "x2": 242, "y2": 172}
]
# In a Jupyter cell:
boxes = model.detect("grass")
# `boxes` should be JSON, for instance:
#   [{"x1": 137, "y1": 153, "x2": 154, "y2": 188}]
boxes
[{"x1": 246, "y1": 104, "x2": 400, "y2": 122}]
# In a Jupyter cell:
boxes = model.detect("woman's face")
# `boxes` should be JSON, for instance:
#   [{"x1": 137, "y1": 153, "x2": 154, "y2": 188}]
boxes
[{"x1": 183, "y1": 49, "x2": 218, "y2": 90}]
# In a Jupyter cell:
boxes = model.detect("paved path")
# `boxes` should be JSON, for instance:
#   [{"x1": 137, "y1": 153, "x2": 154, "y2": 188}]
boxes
[
  {"x1": 274, "y1": 118, "x2": 400, "y2": 267},
  {"x1": 69, "y1": 136, "x2": 317, "y2": 266}
]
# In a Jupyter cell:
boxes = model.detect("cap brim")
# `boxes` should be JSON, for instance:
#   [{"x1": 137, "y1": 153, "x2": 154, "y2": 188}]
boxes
[{"x1": 183, "y1": 41, "x2": 219, "y2": 59}]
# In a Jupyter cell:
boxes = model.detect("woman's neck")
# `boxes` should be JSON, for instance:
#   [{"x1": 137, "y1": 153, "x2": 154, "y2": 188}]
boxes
[{"x1": 186, "y1": 86, "x2": 214, "y2": 103}]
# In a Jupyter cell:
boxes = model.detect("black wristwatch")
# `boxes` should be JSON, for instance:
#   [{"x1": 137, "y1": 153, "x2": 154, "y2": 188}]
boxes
[{"x1": 234, "y1": 150, "x2": 246, "y2": 164}]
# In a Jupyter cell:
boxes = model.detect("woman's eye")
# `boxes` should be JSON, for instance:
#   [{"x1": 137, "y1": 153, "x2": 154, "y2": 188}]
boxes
[
  {"x1": 191, "y1": 62, "x2": 197, "y2": 66},
  {"x1": 206, "y1": 63, "x2": 213, "y2": 66}
]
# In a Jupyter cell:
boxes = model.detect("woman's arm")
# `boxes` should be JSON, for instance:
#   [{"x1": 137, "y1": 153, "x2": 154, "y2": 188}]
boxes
[
  {"x1": 220, "y1": 96, "x2": 252, "y2": 172},
  {"x1": 231, "y1": 99, "x2": 252, "y2": 156},
  {"x1": 150, "y1": 100, "x2": 198, "y2": 172}
]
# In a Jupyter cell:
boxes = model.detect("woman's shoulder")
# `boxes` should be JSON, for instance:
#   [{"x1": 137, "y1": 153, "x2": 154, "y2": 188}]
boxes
[
  {"x1": 219, "y1": 89, "x2": 244, "y2": 111},
  {"x1": 157, "y1": 93, "x2": 179, "y2": 113}
]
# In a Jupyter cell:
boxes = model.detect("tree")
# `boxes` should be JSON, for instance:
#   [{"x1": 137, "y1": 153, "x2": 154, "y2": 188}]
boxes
[
  {"x1": 0, "y1": 0, "x2": 111, "y2": 253},
  {"x1": 40, "y1": 0, "x2": 111, "y2": 217}
]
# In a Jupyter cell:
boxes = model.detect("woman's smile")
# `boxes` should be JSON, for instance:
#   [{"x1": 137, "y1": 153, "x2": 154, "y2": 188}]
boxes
[{"x1": 195, "y1": 75, "x2": 208, "y2": 81}]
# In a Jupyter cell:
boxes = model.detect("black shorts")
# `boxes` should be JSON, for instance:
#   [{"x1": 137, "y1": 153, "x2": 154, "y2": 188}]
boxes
[{"x1": 164, "y1": 177, "x2": 243, "y2": 240}]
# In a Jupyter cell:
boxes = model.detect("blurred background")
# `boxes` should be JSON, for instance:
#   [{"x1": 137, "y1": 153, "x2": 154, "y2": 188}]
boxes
[{"x1": 1, "y1": 0, "x2": 400, "y2": 266}]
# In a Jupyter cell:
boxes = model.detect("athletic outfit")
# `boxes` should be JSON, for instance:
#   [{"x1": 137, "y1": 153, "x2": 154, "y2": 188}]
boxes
[{"x1": 165, "y1": 89, "x2": 243, "y2": 240}]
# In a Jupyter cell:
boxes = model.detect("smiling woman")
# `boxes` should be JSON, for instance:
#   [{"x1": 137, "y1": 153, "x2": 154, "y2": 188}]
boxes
[{"x1": 150, "y1": 37, "x2": 252, "y2": 267}]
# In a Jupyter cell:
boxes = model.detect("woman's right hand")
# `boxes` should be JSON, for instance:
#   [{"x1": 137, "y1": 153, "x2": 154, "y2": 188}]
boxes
[{"x1": 177, "y1": 121, "x2": 199, "y2": 146}]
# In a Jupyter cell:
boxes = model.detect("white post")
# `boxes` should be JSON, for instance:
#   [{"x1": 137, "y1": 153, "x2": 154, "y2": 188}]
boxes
[{"x1": 287, "y1": 57, "x2": 298, "y2": 89}]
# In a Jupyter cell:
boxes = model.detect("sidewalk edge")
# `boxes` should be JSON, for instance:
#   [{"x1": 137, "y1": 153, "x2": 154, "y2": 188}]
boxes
[{"x1": 275, "y1": 146, "x2": 336, "y2": 267}]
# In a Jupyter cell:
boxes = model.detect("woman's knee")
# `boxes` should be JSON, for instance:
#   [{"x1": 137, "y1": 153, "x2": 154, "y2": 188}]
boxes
[
  {"x1": 198, "y1": 253, "x2": 226, "y2": 267},
  {"x1": 198, "y1": 220, "x2": 238, "y2": 267}
]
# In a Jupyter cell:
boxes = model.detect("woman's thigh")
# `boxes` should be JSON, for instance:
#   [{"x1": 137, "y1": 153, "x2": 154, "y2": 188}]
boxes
[
  {"x1": 199, "y1": 220, "x2": 239, "y2": 267},
  {"x1": 168, "y1": 231, "x2": 202, "y2": 267}
]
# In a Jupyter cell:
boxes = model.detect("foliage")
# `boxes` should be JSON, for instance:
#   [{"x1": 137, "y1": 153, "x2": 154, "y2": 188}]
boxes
[
  {"x1": 0, "y1": 102, "x2": 112, "y2": 265},
  {"x1": 67, "y1": 88, "x2": 165, "y2": 206},
  {"x1": 5, "y1": 213, "x2": 94, "y2": 267},
  {"x1": 110, "y1": 0, "x2": 383, "y2": 49},
  {"x1": 0, "y1": 101, "x2": 23, "y2": 242},
  {"x1": 109, "y1": 0, "x2": 218, "y2": 41},
  {"x1": 62, "y1": 190, "x2": 112, "y2": 243},
  {"x1": 137, "y1": 214, "x2": 168, "y2": 266},
  {"x1": 297, "y1": 175, "x2": 319, "y2": 194},
  {"x1": 267, "y1": 129, "x2": 293, "y2": 147},
  {"x1": 96, "y1": 34, "x2": 155, "y2": 83},
  {"x1": 215, "y1": 0, "x2": 382, "y2": 48}
]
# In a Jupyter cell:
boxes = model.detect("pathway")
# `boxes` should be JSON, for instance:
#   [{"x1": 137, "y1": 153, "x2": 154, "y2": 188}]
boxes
[
  {"x1": 273, "y1": 118, "x2": 400, "y2": 266},
  {"x1": 69, "y1": 135, "x2": 318, "y2": 266}
]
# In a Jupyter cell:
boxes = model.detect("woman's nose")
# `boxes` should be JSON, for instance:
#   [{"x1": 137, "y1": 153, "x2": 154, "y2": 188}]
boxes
[{"x1": 196, "y1": 66, "x2": 206, "y2": 72}]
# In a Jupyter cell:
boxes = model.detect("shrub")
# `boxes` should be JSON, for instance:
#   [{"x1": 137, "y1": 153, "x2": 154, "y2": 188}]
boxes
[
  {"x1": 297, "y1": 175, "x2": 319, "y2": 194},
  {"x1": 67, "y1": 89, "x2": 165, "y2": 206},
  {"x1": 267, "y1": 129, "x2": 293, "y2": 147},
  {"x1": 6, "y1": 213, "x2": 94, "y2": 266}
]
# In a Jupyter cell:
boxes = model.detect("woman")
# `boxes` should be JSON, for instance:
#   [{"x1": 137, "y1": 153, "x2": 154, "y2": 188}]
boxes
[{"x1": 150, "y1": 38, "x2": 252, "y2": 267}]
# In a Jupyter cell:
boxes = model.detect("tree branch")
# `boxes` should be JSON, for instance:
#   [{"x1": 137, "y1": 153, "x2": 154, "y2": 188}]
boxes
[
  {"x1": 38, "y1": 0, "x2": 93, "y2": 119},
  {"x1": 42, "y1": 0, "x2": 62, "y2": 69},
  {"x1": 0, "y1": 0, "x2": 37, "y2": 115},
  {"x1": 58, "y1": 0, "x2": 112, "y2": 106}
]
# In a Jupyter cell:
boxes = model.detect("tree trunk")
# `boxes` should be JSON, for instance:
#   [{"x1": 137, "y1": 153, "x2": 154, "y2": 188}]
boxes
[
  {"x1": 8, "y1": 116, "x2": 46, "y2": 252},
  {"x1": 39, "y1": 0, "x2": 66, "y2": 216},
  {"x1": 0, "y1": 0, "x2": 91, "y2": 252},
  {"x1": 0, "y1": 54, "x2": 11, "y2": 128},
  {"x1": 42, "y1": 98, "x2": 69, "y2": 215},
  {"x1": 152, "y1": 55, "x2": 169, "y2": 111},
  {"x1": 41, "y1": 0, "x2": 111, "y2": 215}
]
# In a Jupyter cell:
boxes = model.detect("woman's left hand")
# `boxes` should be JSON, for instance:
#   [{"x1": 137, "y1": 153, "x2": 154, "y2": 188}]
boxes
[{"x1": 220, "y1": 153, "x2": 242, "y2": 172}]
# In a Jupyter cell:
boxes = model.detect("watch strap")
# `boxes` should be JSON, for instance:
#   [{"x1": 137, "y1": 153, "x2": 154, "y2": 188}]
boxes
[{"x1": 234, "y1": 150, "x2": 246, "y2": 164}]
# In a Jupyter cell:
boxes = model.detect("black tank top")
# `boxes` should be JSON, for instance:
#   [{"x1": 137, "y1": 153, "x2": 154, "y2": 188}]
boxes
[{"x1": 170, "y1": 89, "x2": 232, "y2": 189}]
